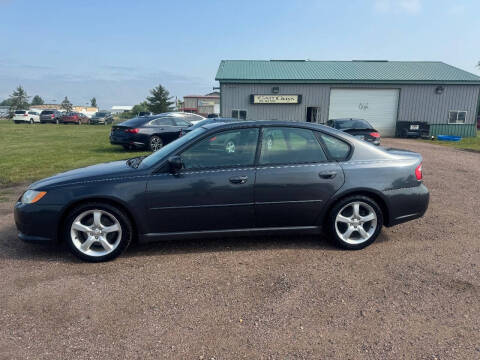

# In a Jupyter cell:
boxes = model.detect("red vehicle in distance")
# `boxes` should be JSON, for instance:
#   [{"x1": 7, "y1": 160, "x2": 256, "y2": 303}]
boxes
[{"x1": 60, "y1": 112, "x2": 89, "y2": 125}]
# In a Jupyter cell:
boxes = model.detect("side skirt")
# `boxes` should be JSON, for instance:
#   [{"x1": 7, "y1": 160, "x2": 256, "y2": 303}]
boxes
[{"x1": 140, "y1": 226, "x2": 322, "y2": 243}]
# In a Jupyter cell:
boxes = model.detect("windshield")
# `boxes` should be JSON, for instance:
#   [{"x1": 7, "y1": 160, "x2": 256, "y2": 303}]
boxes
[
  {"x1": 95, "y1": 112, "x2": 108, "y2": 117},
  {"x1": 139, "y1": 127, "x2": 206, "y2": 168},
  {"x1": 334, "y1": 119, "x2": 373, "y2": 130}
]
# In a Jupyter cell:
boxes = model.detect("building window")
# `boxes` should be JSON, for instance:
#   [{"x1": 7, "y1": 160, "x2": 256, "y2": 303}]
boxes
[
  {"x1": 448, "y1": 111, "x2": 467, "y2": 124},
  {"x1": 232, "y1": 109, "x2": 247, "y2": 120}
]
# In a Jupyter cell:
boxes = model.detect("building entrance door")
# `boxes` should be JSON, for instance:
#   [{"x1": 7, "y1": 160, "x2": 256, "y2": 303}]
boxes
[{"x1": 306, "y1": 107, "x2": 321, "y2": 123}]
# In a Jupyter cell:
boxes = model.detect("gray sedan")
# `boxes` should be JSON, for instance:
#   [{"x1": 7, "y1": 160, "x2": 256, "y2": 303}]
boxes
[{"x1": 15, "y1": 121, "x2": 428, "y2": 262}]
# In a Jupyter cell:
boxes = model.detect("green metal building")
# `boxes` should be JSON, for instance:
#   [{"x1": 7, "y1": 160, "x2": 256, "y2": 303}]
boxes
[{"x1": 216, "y1": 60, "x2": 480, "y2": 137}]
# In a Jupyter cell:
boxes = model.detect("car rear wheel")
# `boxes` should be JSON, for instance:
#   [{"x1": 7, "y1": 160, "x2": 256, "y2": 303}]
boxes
[
  {"x1": 327, "y1": 195, "x2": 383, "y2": 250},
  {"x1": 149, "y1": 135, "x2": 163, "y2": 152},
  {"x1": 64, "y1": 203, "x2": 132, "y2": 262},
  {"x1": 30, "y1": 119, "x2": 34, "y2": 124}
]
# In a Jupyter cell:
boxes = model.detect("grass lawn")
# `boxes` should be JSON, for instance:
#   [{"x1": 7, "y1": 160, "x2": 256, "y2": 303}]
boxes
[
  {"x1": 0, "y1": 121, "x2": 149, "y2": 185},
  {"x1": 432, "y1": 131, "x2": 480, "y2": 152}
]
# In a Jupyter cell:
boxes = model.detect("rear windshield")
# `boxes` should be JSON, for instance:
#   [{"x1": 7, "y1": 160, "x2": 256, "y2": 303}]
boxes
[
  {"x1": 118, "y1": 117, "x2": 149, "y2": 127},
  {"x1": 15, "y1": 110, "x2": 26, "y2": 114},
  {"x1": 334, "y1": 119, "x2": 373, "y2": 130},
  {"x1": 41, "y1": 110, "x2": 54, "y2": 114}
]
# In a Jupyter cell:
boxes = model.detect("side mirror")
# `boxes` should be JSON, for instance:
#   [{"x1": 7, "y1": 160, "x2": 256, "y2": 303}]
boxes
[{"x1": 168, "y1": 156, "x2": 183, "y2": 173}]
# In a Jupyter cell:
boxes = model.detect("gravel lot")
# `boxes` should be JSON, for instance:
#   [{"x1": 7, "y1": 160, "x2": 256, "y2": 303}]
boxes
[{"x1": 0, "y1": 138, "x2": 479, "y2": 360}]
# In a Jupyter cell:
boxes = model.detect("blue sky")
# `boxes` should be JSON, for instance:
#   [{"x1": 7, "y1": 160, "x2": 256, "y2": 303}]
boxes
[{"x1": 0, "y1": 0, "x2": 479, "y2": 109}]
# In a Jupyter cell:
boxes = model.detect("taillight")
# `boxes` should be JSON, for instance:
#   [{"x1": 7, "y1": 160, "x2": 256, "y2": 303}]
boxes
[
  {"x1": 369, "y1": 132, "x2": 380, "y2": 138},
  {"x1": 415, "y1": 162, "x2": 423, "y2": 181},
  {"x1": 51, "y1": 114, "x2": 54, "y2": 118},
  {"x1": 24, "y1": 113, "x2": 28, "y2": 116},
  {"x1": 125, "y1": 128, "x2": 140, "y2": 134},
  {"x1": 73, "y1": 115, "x2": 78, "y2": 119}
]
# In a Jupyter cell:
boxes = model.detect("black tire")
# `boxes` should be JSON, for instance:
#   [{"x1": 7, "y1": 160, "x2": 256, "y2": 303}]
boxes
[
  {"x1": 149, "y1": 135, "x2": 163, "y2": 152},
  {"x1": 63, "y1": 202, "x2": 132, "y2": 262},
  {"x1": 122, "y1": 145, "x2": 131, "y2": 150},
  {"x1": 30, "y1": 119, "x2": 34, "y2": 124},
  {"x1": 327, "y1": 195, "x2": 383, "y2": 250},
  {"x1": 56, "y1": 119, "x2": 59, "y2": 124}
]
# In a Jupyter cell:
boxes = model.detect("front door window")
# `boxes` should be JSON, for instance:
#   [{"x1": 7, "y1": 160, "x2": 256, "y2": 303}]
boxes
[{"x1": 181, "y1": 128, "x2": 259, "y2": 169}]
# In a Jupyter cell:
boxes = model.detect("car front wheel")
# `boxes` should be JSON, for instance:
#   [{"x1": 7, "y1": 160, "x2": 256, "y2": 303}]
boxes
[
  {"x1": 64, "y1": 203, "x2": 132, "y2": 262},
  {"x1": 149, "y1": 135, "x2": 163, "y2": 152},
  {"x1": 328, "y1": 195, "x2": 383, "y2": 250}
]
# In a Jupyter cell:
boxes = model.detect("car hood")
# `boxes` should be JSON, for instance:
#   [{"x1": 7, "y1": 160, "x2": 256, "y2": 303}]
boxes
[{"x1": 29, "y1": 160, "x2": 137, "y2": 189}]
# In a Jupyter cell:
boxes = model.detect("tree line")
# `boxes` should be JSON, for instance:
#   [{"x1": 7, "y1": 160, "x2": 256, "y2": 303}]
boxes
[
  {"x1": 0, "y1": 86, "x2": 98, "y2": 117},
  {"x1": 1, "y1": 83, "x2": 176, "y2": 118}
]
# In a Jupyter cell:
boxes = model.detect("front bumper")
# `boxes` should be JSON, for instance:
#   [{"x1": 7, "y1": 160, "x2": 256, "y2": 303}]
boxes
[{"x1": 14, "y1": 202, "x2": 62, "y2": 243}]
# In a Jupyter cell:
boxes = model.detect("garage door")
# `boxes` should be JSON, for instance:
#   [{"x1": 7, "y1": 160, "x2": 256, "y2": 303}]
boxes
[{"x1": 328, "y1": 89, "x2": 399, "y2": 137}]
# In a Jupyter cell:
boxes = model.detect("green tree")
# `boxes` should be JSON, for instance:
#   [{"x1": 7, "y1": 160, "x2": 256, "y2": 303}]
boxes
[
  {"x1": 90, "y1": 97, "x2": 97, "y2": 107},
  {"x1": 7, "y1": 86, "x2": 30, "y2": 117},
  {"x1": 31, "y1": 95, "x2": 44, "y2": 106},
  {"x1": 61, "y1": 96, "x2": 73, "y2": 112},
  {"x1": 0, "y1": 98, "x2": 14, "y2": 106},
  {"x1": 146, "y1": 84, "x2": 174, "y2": 114}
]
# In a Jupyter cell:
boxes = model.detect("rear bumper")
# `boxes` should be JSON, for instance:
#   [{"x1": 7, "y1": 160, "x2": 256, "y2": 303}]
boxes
[
  {"x1": 110, "y1": 135, "x2": 146, "y2": 148},
  {"x1": 384, "y1": 183, "x2": 429, "y2": 226}
]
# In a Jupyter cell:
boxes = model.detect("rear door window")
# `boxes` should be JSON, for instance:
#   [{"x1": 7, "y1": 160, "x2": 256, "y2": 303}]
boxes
[
  {"x1": 318, "y1": 133, "x2": 351, "y2": 161},
  {"x1": 150, "y1": 118, "x2": 175, "y2": 126},
  {"x1": 174, "y1": 118, "x2": 191, "y2": 126},
  {"x1": 259, "y1": 127, "x2": 327, "y2": 165}
]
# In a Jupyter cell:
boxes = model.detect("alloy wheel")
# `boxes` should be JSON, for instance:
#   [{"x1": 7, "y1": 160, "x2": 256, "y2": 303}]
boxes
[
  {"x1": 150, "y1": 136, "x2": 163, "y2": 152},
  {"x1": 70, "y1": 209, "x2": 122, "y2": 257},
  {"x1": 334, "y1": 201, "x2": 377, "y2": 245}
]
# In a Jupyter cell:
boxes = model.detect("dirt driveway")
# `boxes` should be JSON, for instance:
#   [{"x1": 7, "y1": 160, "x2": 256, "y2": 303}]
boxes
[{"x1": 0, "y1": 139, "x2": 479, "y2": 360}]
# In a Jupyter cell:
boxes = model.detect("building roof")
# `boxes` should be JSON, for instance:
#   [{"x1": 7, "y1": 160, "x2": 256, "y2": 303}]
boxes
[
  {"x1": 215, "y1": 60, "x2": 480, "y2": 84},
  {"x1": 184, "y1": 95, "x2": 220, "y2": 99}
]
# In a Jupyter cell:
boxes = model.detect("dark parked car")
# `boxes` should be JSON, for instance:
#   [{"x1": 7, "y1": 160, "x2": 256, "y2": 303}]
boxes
[
  {"x1": 15, "y1": 121, "x2": 429, "y2": 262},
  {"x1": 40, "y1": 110, "x2": 63, "y2": 124},
  {"x1": 179, "y1": 117, "x2": 238, "y2": 137},
  {"x1": 110, "y1": 116, "x2": 192, "y2": 151},
  {"x1": 90, "y1": 111, "x2": 113, "y2": 125},
  {"x1": 61, "y1": 112, "x2": 89, "y2": 125},
  {"x1": 327, "y1": 118, "x2": 381, "y2": 145}
]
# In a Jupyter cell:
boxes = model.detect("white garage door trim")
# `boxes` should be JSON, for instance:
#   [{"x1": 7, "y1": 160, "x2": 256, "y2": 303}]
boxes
[{"x1": 328, "y1": 88, "x2": 400, "y2": 137}]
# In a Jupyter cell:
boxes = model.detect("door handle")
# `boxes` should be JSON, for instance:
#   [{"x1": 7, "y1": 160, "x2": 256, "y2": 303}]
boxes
[
  {"x1": 319, "y1": 171, "x2": 337, "y2": 179},
  {"x1": 229, "y1": 175, "x2": 248, "y2": 184}
]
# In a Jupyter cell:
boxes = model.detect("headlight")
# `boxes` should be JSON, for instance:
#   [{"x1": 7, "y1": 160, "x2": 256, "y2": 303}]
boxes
[{"x1": 21, "y1": 190, "x2": 47, "y2": 204}]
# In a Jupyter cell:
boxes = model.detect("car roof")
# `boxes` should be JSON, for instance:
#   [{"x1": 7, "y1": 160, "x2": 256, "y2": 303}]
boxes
[
  {"x1": 201, "y1": 120, "x2": 341, "y2": 134},
  {"x1": 330, "y1": 118, "x2": 366, "y2": 121}
]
